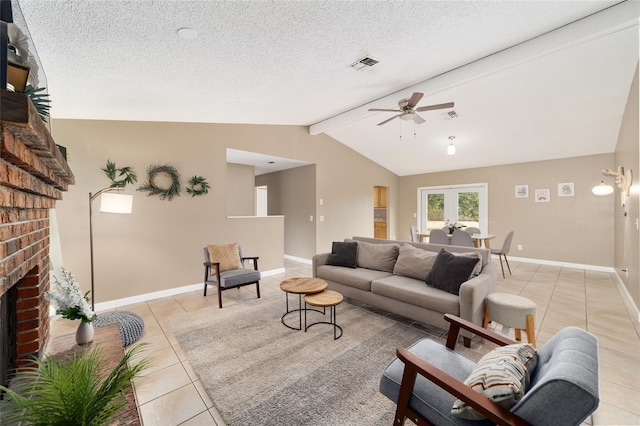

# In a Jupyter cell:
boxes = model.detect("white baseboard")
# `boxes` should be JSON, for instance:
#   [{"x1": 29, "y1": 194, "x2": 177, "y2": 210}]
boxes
[
  {"x1": 94, "y1": 267, "x2": 284, "y2": 311},
  {"x1": 504, "y1": 255, "x2": 615, "y2": 272},
  {"x1": 612, "y1": 271, "x2": 640, "y2": 323},
  {"x1": 284, "y1": 254, "x2": 312, "y2": 265}
]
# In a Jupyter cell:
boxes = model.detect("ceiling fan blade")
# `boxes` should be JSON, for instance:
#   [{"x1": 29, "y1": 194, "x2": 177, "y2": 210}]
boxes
[
  {"x1": 377, "y1": 114, "x2": 402, "y2": 126},
  {"x1": 406, "y1": 92, "x2": 424, "y2": 108},
  {"x1": 415, "y1": 102, "x2": 455, "y2": 112},
  {"x1": 412, "y1": 114, "x2": 426, "y2": 124},
  {"x1": 368, "y1": 108, "x2": 402, "y2": 112}
]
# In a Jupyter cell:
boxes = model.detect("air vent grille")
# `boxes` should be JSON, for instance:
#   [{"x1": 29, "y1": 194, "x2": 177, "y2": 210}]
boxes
[{"x1": 348, "y1": 56, "x2": 379, "y2": 71}]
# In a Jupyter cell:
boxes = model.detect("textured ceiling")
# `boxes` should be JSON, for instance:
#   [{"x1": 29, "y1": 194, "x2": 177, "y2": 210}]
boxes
[{"x1": 13, "y1": 0, "x2": 640, "y2": 176}]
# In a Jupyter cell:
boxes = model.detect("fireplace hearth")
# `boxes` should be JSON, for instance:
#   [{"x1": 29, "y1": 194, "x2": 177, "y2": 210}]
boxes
[{"x1": 0, "y1": 90, "x2": 74, "y2": 388}]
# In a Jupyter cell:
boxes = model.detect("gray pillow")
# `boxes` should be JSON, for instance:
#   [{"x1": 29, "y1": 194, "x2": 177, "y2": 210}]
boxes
[
  {"x1": 450, "y1": 251, "x2": 482, "y2": 277},
  {"x1": 425, "y1": 249, "x2": 479, "y2": 295},
  {"x1": 327, "y1": 241, "x2": 358, "y2": 268},
  {"x1": 356, "y1": 241, "x2": 399, "y2": 272},
  {"x1": 393, "y1": 244, "x2": 438, "y2": 280}
]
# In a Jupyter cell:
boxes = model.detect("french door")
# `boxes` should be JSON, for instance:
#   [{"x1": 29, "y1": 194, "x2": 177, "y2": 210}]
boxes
[{"x1": 418, "y1": 184, "x2": 488, "y2": 233}]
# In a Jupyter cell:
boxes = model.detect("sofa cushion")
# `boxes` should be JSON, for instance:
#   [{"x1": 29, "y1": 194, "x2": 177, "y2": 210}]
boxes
[
  {"x1": 316, "y1": 265, "x2": 392, "y2": 292},
  {"x1": 371, "y1": 275, "x2": 460, "y2": 315},
  {"x1": 450, "y1": 251, "x2": 482, "y2": 277},
  {"x1": 426, "y1": 249, "x2": 479, "y2": 296},
  {"x1": 452, "y1": 343, "x2": 538, "y2": 420},
  {"x1": 326, "y1": 241, "x2": 358, "y2": 268},
  {"x1": 356, "y1": 240, "x2": 400, "y2": 272},
  {"x1": 393, "y1": 244, "x2": 438, "y2": 280}
]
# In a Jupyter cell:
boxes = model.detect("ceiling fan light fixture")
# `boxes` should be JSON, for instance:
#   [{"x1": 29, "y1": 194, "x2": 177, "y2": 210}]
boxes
[
  {"x1": 447, "y1": 136, "x2": 456, "y2": 156},
  {"x1": 400, "y1": 113, "x2": 414, "y2": 121}
]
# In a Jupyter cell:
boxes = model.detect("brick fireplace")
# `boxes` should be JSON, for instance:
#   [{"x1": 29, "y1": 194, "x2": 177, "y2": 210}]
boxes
[{"x1": 0, "y1": 90, "x2": 74, "y2": 388}]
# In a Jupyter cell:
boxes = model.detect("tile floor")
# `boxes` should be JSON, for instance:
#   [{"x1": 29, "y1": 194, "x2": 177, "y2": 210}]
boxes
[{"x1": 51, "y1": 258, "x2": 640, "y2": 425}]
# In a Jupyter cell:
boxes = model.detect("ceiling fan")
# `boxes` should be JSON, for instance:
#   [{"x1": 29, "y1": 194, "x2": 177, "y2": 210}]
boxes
[{"x1": 368, "y1": 92, "x2": 454, "y2": 126}]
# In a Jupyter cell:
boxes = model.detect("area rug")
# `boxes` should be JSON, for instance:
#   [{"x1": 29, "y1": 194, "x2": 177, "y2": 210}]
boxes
[{"x1": 168, "y1": 293, "x2": 431, "y2": 425}]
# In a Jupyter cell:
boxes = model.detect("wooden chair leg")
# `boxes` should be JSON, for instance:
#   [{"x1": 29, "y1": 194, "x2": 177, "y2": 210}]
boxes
[
  {"x1": 483, "y1": 303, "x2": 490, "y2": 329},
  {"x1": 504, "y1": 254, "x2": 512, "y2": 275},
  {"x1": 526, "y1": 314, "x2": 536, "y2": 347},
  {"x1": 515, "y1": 329, "x2": 522, "y2": 341}
]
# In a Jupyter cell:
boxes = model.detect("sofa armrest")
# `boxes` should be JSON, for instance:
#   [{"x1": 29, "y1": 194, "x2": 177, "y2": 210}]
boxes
[
  {"x1": 312, "y1": 253, "x2": 330, "y2": 278},
  {"x1": 458, "y1": 262, "x2": 497, "y2": 328}
]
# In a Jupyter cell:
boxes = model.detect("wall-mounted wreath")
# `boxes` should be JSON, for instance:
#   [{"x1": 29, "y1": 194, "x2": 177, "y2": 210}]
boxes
[
  {"x1": 102, "y1": 160, "x2": 137, "y2": 188},
  {"x1": 186, "y1": 175, "x2": 210, "y2": 197},
  {"x1": 137, "y1": 164, "x2": 181, "y2": 201}
]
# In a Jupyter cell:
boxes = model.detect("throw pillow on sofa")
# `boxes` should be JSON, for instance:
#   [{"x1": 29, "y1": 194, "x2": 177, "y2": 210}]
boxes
[
  {"x1": 356, "y1": 240, "x2": 399, "y2": 272},
  {"x1": 451, "y1": 251, "x2": 482, "y2": 277},
  {"x1": 451, "y1": 343, "x2": 538, "y2": 420},
  {"x1": 425, "y1": 249, "x2": 479, "y2": 295},
  {"x1": 393, "y1": 244, "x2": 438, "y2": 280},
  {"x1": 326, "y1": 241, "x2": 358, "y2": 268}
]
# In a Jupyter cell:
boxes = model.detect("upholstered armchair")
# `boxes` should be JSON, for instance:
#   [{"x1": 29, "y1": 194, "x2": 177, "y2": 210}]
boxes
[
  {"x1": 203, "y1": 243, "x2": 261, "y2": 308},
  {"x1": 380, "y1": 314, "x2": 599, "y2": 426}
]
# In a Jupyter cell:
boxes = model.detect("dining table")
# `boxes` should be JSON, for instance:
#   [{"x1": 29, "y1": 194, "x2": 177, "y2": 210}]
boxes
[{"x1": 418, "y1": 232, "x2": 496, "y2": 249}]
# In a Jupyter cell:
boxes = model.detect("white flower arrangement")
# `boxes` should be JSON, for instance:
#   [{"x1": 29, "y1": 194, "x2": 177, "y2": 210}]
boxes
[{"x1": 45, "y1": 268, "x2": 95, "y2": 323}]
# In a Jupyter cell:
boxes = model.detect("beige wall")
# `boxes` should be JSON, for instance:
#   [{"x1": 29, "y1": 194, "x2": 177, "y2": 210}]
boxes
[
  {"x1": 51, "y1": 120, "x2": 397, "y2": 303},
  {"x1": 256, "y1": 165, "x2": 317, "y2": 259},
  {"x1": 226, "y1": 163, "x2": 256, "y2": 216},
  {"x1": 614, "y1": 64, "x2": 639, "y2": 308},
  {"x1": 397, "y1": 154, "x2": 615, "y2": 266}
]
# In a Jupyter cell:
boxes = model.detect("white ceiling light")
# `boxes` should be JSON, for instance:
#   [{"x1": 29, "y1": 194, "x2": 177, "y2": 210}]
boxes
[
  {"x1": 177, "y1": 27, "x2": 198, "y2": 39},
  {"x1": 447, "y1": 136, "x2": 456, "y2": 156}
]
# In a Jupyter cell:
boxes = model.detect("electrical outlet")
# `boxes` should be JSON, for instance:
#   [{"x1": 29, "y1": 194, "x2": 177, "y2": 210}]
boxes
[
  {"x1": 309, "y1": 216, "x2": 313, "y2": 222},
  {"x1": 413, "y1": 213, "x2": 417, "y2": 218},
  {"x1": 319, "y1": 216, "x2": 324, "y2": 222},
  {"x1": 517, "y1": 244, "x2": 523, "y2": 251}
]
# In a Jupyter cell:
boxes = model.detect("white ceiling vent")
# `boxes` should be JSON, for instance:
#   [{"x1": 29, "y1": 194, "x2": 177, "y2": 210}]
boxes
[
  {"x1": 348, "y1": 56, "x2": 379, "y2": 71},
  {"x1": 442, "y1": 110, "x2": 459, "y2": 120}
]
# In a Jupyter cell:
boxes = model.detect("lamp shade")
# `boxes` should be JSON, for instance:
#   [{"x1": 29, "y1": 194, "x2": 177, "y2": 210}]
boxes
[
  {"x1": 591, "y1": 181, "x2": 614, "y2": 196},
  {"x1": 99, "y1": 193, "x2": 133, "y2": 213},
  {"x1": 447, "y1": 143, "x2": 456, "y2": 156}
]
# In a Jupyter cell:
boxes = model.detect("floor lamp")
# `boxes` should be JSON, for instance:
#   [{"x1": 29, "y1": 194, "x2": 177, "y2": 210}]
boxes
[{"x1": 89, "y1": 188, "x2": 133, "y2": 310}]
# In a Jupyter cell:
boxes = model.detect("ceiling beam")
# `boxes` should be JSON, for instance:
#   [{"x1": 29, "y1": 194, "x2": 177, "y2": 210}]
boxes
[{"x1": 309, "y1": 0, "x2": 639, "y2": 136}]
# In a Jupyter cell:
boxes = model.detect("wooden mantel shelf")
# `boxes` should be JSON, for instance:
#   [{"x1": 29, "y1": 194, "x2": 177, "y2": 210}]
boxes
[{"x1": 0, "y1": 89, "x2": 74, "y2": 186}]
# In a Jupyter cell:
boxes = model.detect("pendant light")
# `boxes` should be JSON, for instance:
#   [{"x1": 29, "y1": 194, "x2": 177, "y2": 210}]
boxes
[{"x1": 447, "y1": 136, "x2": 456, "y2": 156}]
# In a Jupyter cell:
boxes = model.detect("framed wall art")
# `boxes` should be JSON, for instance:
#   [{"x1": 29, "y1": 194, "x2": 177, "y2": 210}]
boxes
[
  {"x1": 558, "y1": 182, "x2": 574, "y2": 197},
  {"x1": 535, "y1": 189, "x2": 550, "y2": 202},
  {"x1": 515, "y1": 185, "x2": 529, "y2": 198}
]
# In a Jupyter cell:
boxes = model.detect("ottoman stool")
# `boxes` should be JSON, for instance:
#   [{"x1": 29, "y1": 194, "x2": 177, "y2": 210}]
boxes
[
  {"x1": 483, "y1": 293, "x2": 536, "y2": 347},
  {"x1": 94, "y1": 310, "x2": 145, "y2": 346}
]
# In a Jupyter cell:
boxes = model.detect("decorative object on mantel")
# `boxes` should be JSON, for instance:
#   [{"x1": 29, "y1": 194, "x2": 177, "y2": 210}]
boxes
[
  {"x1": 44, "y1": 268, "x2": 96, "y2": 345},
  {"x1": 102, "y1": 159, "x2": 137, "y2": 188},
  {"x1": 186, "y1": 174, "x2": 210, "y2": 197},
  {"x1": 23, "y1": 84, "x2": 51, "y2": 122},
  {"x1": 0, "y1": 344, "x2": 149, "y2": 425},
  {"x1": 138, "y1": 164, "x2": 181, "y2": 200},
  {"x1": 94, "y1": 311, "x2": 145, "y2": 346}
]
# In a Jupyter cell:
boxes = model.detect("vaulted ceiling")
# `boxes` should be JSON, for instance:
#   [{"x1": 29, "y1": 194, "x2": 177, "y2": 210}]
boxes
[{"x1": 14, "y1": 0, "x2": 639, "y2": 176}]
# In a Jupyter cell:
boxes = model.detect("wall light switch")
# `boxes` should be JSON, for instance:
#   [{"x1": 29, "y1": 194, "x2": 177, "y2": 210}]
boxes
[
  {"x1": 309, "y1": 216, "x2": 313, "y2": 222},
  {"x1": 517, "y1": 244, "x2": 523, "y2": 251},
  {"x1": 413, "y1": 213, "x2": 417, "y2": 218},
  {"x1": 319, "y1": 199, "x2": 323, "y2": 205},
  {"x1": 319, "y1": 216, "x2": 325, "y2": 222}
]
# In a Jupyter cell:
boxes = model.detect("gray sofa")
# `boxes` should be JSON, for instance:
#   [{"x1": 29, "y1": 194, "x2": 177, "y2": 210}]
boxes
[{"x1": 312, "y1": 237, "x2": 497, "y2": 339}]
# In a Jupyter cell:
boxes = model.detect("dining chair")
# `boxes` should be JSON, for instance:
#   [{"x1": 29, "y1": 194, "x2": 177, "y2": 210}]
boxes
[
  {"x1": 491, "y1": 231, "x2": 514, "y2": 278},
  {"x1": 465, "y1": 227, "x2": 481, "y2": 235},
  {"x1": 450, "y1": 230, "x2": 475, "y2": 247},
  {"x1": 428, "y1": 229, "x2": 450, "y2": 245},
  {"x1": 410, "y1": 226, "x2": 419, "y2": 242}
]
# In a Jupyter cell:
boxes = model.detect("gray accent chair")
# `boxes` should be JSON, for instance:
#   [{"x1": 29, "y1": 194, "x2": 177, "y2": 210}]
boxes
[
  {"x1": 429, "y1": 229, "x2": 450, "y2": 245},
  {"x1": 410, "y1": 226, "x2": 420, "y2": 242},
  {"x1": 203, "y1": 246, "x2": 261, "y2": 308},
  {"x1": 491, "y1": 231, "x2": 514, "y2": 278},
  {"x1": 380, "y1": 314, "x2": 599, "y2": 426},
  {"x1": 451, "y1": 230, "x2": 475, "y2": 247}
]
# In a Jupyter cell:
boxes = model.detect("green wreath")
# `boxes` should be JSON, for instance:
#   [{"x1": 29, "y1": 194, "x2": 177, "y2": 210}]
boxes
[
  {"x1": 186, "y1": 175, "x2": 210, "y2": 197},
  {"x1": 137, "y1": 165, "x2": 181, "y2": 201}
]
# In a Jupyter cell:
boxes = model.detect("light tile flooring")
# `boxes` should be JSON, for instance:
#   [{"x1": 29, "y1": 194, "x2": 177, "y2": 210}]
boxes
[{"x1": 51, "y1": 259, "x2": 640, "y2": 425}]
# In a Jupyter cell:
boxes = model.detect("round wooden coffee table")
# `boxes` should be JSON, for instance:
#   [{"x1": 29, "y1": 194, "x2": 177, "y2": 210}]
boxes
[
  {"x1": 280, "y1": 277, "x2": 327, "y2": 331},
  {"x1": 304, "y1": 290, "x2": 344, "y2": 340}
]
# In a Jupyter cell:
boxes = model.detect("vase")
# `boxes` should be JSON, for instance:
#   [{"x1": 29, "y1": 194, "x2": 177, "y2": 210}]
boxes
[{"x1": 75, "y1": 321, "x2": 94, "y2": 345}]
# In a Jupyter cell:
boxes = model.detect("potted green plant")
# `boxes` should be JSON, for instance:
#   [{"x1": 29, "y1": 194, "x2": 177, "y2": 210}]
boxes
[{"x1": 0, "y1": 344, "x2": 149, "y2": 425}]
